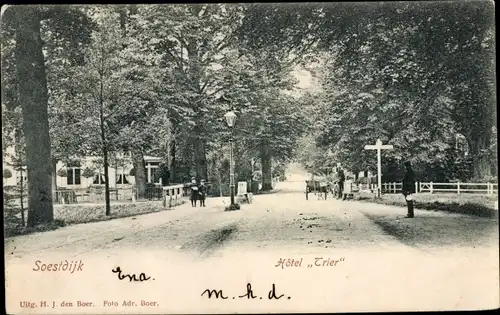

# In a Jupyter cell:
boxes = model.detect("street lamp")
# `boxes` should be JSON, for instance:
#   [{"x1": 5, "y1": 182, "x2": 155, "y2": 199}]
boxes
[{"x1": 224, "y1": 110, "x2": 237, "y2": 208}]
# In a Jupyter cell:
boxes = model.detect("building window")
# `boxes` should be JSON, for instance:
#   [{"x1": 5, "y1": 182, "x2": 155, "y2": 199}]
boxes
[
  {"x1": 67, "y1": 168, "x2": 81, "y2": 185},
  {"x1": 150, "y1": 167, "x2": 158, "y2": 184},
  {"x1": 93, "y1": 174, "x2": 106, "y2": 185},
  {"x1": 146, "y1": 162, "x2": 160, "y2": 184},
  {"x1": 116, "y1": 173, "x2": 129, "y2": 184}
]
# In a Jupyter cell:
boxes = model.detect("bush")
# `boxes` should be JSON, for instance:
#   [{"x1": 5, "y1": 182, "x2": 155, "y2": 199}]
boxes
[
  {"x1": 471, "y1": 175, "x2": 498, "y2": 183},
  {"x1": 57, "y1": 169, "x2": 68, "y2": 177},
  {"x1": 4, "y1": 201, "x2": 179, "y2": 237},
  {"x1": 129, "y1": 168, "x2": 136, "y2": 176},
  {"x1": 82, "y1": 167, "x2": 95, "y2": 178},
  {"x1": 3, "y1": 169, "x2": 12, "y2": 179}
]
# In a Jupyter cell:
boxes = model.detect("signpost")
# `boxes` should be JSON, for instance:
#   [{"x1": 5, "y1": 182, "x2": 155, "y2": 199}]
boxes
[{"x1": 364, "y1": 139, "x2": 394, "y2": 198}]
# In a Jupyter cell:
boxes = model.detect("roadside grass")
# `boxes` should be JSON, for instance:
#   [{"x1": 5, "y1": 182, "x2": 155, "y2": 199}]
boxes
[
  {"x1": 4, "y1": 200, "x2": 183, "y2": 238},
  {"x1": 363, "y1": 212, "x2": 499, "y2": 248},
  {"x1": 355, "y1": 192, "x2": 498, "y2": 218},
  {"x1": 355, "y1": 192, "x2": 498, "y2": 248}
]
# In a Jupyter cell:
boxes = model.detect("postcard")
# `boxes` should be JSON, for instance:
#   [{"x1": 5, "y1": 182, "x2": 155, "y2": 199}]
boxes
[{"x1": 3, "y1": 2, "x2": 498, "y2": 314}]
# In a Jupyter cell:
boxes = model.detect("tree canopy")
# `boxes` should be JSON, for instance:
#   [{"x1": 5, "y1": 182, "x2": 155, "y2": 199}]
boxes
[{"x1": 1, "y1": 3, "x2": 496, "y2": 226}]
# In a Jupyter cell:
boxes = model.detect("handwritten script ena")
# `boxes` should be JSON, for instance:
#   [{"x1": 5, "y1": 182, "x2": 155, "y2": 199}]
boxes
[
  {"x1": 111, "y1": 267, "x2": 152, "y2": 282},
  {"x1": 201, "y1": 283, "x2": 290, "y2": 300}
]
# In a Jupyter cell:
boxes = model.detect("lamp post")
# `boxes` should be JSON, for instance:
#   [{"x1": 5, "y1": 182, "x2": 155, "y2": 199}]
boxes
[{"x1": 224, "y1": 110, "x2": 237, "y2": 208}]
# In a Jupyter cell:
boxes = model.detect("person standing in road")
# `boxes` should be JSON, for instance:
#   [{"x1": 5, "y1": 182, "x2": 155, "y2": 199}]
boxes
[
  {"x1": 190, "y1": 177, "x2": 199, "y2": 207},
  {"x1": 337, "y1": 166, "x2": 345, "y2": 200},
  {"x1": 402, "y1": 161, "x2": 416, "y2": 218},
  {"x1": 319, "y1": 179, "x2": 328, "y2": 200},
  {"x1": 199, "y1": 179, "x2": 207, "y2": 207}
]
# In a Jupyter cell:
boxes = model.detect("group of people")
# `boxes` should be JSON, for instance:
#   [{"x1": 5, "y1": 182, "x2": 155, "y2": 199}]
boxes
[
  {"x1": 328, "y1": 161, "x2": 416, "y2": 218},
  {"x1": 187, "y1": 160, "x2": 415, "y2": 216},
  {"x1": 189, "y1": 177, "x2": 207, "y2": 207}
]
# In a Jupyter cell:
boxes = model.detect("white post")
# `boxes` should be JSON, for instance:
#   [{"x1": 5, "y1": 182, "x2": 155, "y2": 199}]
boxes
[
  {"x1": 163, "y1": 190, "x2": 166, "y2": 207},
  {"x1": 377, "y1": 147, "x2": 382, "y2": 197},
  {"x1": 230, "y1": 137, "x2": 235, "y2": 205},
  {"x1": 457, "y1": 182, "x2": 461, "y2": 194},
  {"x1": 364, "y1": 139, "x2": 393, "y2": 199},
  {"x1": 415, "y1": 182, "x2": 418, "y2": 194},
  {"x1": 430, "y1": 182, "x2": 434, "y2": 194},
  {"x1": 147, "y1": 163, "x2": 151, "y2": 184}
]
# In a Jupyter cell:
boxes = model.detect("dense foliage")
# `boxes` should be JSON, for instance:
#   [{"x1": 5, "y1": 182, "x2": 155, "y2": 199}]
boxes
[{"x1": 1, "y1": 3, "x2": 496, "y2": 227}]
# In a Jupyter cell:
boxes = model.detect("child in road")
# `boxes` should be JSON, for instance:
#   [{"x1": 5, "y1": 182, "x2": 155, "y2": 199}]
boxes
[
  {"x1": 190, "y1": 177, "x2": 199, "y2": 207},
  {"x1": 333, "y1": 181, "x2": 340, "y2": 198},
  {"x1": 199, "y1": 179, "x2": 207, "y2": 207}
]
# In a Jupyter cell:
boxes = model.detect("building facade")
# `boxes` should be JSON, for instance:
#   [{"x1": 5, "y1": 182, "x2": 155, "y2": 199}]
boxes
[{"x1": 2, "y1": 146, "x2": 163, "y2": 189}]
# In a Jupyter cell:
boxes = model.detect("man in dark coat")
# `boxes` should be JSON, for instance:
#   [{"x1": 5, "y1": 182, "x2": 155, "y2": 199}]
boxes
[
  {"x1": 402, "y1": 161, "x2": 416, "y2": 218},
  {"x1": 337, "y1": 166, "x2": 345, "y2": 200}
]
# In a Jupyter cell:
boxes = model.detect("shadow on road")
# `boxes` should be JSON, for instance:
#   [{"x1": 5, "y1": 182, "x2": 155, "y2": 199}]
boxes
[
  {"x1": 363, "y1": 212, "x2": 498, "y2": 249},
  {"x1": 181, "y1": 223, "x2": 238, "y2": 259}
]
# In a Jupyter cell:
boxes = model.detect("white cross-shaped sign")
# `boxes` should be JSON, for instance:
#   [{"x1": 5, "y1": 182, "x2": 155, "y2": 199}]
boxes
[{"x1": 364, "y1": 139, "x2": 394, "y2": 197}]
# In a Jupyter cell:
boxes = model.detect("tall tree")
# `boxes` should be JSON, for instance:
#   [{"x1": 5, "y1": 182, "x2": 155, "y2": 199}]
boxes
[
  {"x1": 2, "y1": 5, "x2": 93, "y2": 226},
  {"x1": 59, "y1": 7, "x2": 135, "y2": 214},
  {"x1": 306, "y1": 1, "x2": 496, "y2": 181},
  {"x1": 139, "y1": 4, "x2": 247, "y2": 181},
  {"x1": 10, "y1": 6, "x2": 53, "y2": 226}
]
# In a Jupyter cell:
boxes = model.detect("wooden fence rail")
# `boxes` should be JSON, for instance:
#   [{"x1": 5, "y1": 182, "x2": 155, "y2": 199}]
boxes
[{"x1": 372, "y1": 182, "x2": 498, "y2": 195}]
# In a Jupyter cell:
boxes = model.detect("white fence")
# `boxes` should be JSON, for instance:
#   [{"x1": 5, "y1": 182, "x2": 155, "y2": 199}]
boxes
[
  {"x1": 55, "y1": 187, "x2": 135, "y2": 204},
  {"x1": 162, "y1": 184, "x2": 185, "y2": 208},
  {"x1": 366, "y1": 182, "x2": 498, "y2": 195},
  {"x1": 52, "y1": 184, "x2": 189, "y2": 204}
]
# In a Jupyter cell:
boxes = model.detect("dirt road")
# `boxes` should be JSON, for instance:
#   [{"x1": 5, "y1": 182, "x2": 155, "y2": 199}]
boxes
[{"x1": 5, "y1": 172, "x2": 499, "y2": 313}]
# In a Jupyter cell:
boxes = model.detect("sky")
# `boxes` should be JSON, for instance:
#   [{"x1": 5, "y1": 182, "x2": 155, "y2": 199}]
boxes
[{"x1": 294, "y1": 68, "x2": 315, "y2": 90}]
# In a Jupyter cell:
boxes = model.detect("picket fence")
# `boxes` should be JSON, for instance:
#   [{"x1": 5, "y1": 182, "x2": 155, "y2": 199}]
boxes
[
  {"x1": 54, "y1": 184, "x2": 189, "y2": 204},
  {"x1": 358, "y1": 182, "x2": 498, "y2": 195}
]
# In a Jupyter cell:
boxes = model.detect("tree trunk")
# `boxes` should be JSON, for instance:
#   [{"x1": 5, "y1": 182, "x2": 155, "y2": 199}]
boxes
[
  {"x1": 14, "y1": 6, "x2": 54, "y2": 227},
  {"x1": 102, "y1": 144, "x2": 111, "y2": 215},
  {"x1": 170, "y1": 136, "x2": 176, "y2": 183},
  {"x1": 52, "y1": 157, "x2": 58, "y2": 203},
  {"x1": 472, "y1": 154, "x2": 491, "y2": 180},
  {"x1": 99, "y1": 74, "x2": 111, "y2": 216},
  {"x1": 260, "y1": 144, "x2": 273, "y2": 191},
  {"x1": 468, "y1": 130, "x2": 493, "y2": 180},
  {"x1": 203, "y1": 140, "x2": 209, "y2": 181},
  {"x1": 132, "y1": 149, "x2": 147, "y2": 198},
  {"x1": 20, "y1": 168, "x2": 25, "y2": 227},
  {"x1": 193, "y1": 132, "x2": 207, "y2": 182}
]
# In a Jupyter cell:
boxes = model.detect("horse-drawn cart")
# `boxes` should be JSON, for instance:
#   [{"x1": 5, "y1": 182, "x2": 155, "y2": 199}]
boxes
[{"x1": 305, "y1": 180, "x2": 331, "y2": 200}]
